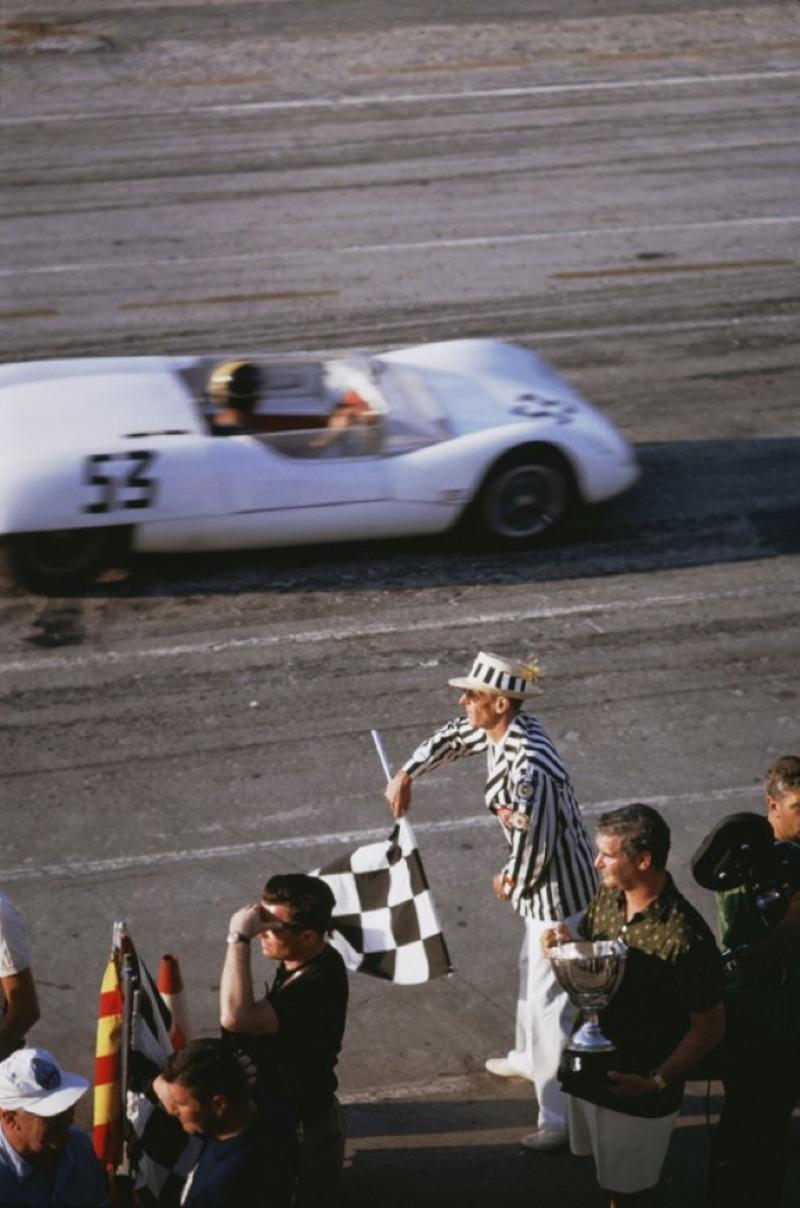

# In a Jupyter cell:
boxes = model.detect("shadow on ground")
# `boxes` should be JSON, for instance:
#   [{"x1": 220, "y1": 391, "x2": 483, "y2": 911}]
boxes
[
  {"x1": 4, "y1": 437, "x2": 799, "y2": 600},
  {"x1": 122, "y1": 437, "x2": 800, "y2": 596},
  {"x1": 341, "y1": 1086, "x2": 800, "y2": 1207},
  {"x1": 342, "y1": 1095, "x2": 601, "y2": 1208}
]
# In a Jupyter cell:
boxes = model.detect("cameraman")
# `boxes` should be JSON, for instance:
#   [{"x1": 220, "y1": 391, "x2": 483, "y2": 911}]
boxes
[{"x1": 713, "y1": 755, "x2": 800, "y2": 1207}]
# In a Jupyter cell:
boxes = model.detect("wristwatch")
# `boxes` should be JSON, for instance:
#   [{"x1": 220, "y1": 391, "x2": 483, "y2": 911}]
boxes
[
  {"x1": 226, "y1": 930, "x2": 251, "y2": 945},
  {"x1": 649, "y1": 1070, "x2": 667, "y2": 1092}
]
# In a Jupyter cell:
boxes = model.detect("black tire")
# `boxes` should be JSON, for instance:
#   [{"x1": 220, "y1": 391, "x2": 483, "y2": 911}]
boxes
[
  {"x1": 7, "y1": 527, "x2": 128, "y2": 594},
  {"x1": 471, "y1": 447, "x2": 574, "y2": 546}
]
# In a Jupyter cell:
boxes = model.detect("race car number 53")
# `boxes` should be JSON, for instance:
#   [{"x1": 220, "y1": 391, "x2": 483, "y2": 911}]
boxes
[{"x1": 83, "y1": 451, "x2": 158, "y2": 513}]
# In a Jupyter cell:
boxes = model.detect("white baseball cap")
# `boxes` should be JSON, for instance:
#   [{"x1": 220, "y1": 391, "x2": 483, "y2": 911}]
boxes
[{"x1": 0, "y1": 1048, "x2": 89, "y2": 1117}]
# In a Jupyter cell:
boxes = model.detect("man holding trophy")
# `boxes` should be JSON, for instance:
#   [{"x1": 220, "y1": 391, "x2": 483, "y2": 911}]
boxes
[{"x1": 543, "y1": 804, "x2": 725, "y2": 1206}]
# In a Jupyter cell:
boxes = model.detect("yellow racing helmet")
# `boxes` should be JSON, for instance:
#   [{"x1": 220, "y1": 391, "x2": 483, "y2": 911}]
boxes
[{"x1": 208, "y1": 360, "x2": 263, "y2": 410}]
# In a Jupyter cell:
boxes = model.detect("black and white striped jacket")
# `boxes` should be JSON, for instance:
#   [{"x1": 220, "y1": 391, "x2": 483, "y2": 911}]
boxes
[{"x1": 403, "y1": 712, "x2": 598, "y2": 921}]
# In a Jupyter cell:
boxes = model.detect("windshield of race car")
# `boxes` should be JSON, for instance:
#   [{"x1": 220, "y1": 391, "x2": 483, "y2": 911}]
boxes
[{"x1": 366, "y1": 359, "x2": 451, "y2": 452}]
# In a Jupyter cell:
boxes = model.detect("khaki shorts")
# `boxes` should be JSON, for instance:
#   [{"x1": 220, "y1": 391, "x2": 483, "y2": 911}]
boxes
[{"x1": 568, "y1": 1094, "x2": 679, "y2": 1193}]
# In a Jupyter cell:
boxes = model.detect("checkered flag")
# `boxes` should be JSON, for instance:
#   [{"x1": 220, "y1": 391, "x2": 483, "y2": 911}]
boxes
[
  {"x1": 126, "y1": 954, "x2": 201, "y2": 1207},
  {"x1": 313, "y1": 817, "x2": 453, "y2": 984}
]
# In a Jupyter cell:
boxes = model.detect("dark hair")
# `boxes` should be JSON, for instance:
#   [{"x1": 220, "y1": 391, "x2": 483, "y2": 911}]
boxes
[
  {"x1": 765, "y1": 756, "x2": 800, "y2": 799},
  {"x1": 161, "y1": 1039, "x2": 248, "y2": 1106},
  {"x1": 596, "y1": 803, "x2": 671, "y2": 870},
  {"x1": 262, "y1": 873, "x2": 335, "y2": 934}
]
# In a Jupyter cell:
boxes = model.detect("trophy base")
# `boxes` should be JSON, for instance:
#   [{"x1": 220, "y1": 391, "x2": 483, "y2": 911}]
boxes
[{"x1": 558, "y1": 1047, "x2": 618, "y2": 1096}]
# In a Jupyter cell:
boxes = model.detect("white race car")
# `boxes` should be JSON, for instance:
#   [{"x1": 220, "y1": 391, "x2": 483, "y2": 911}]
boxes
[{"x1": 0, "y1": 339, "x2": 640, "y2": 592}]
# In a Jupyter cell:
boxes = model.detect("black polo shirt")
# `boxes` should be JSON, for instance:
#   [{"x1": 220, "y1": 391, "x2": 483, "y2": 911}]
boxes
[
  {"x1": 232, "y1": 944, "x2": 349, "y2": 1125},
  {"x1": 564, "y1": 874, "x2": 724, "y2": 1117}
]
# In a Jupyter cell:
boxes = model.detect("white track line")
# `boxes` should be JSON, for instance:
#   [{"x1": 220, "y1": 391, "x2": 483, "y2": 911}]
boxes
[
  {"x1": 2, "y1": 68, "x2": 797, "y2": 127},
  {"x1": 339, "y1": 1074, "x2": 480, "y2": 1105},
  {"x1": 1, "y1": 215, "x2": 797, "y2": 279},
  {"x1": 341, "y1": 1071, "x2": 719, "y2": 1105},
  {"x1": 531, "y1": 312, "x2": 797, "y2": 342},
  {"x1": 0, "y1": 587, "x2": 762, "y2": 677},
  {"x1": 0, "y1": 785, "x2": 754, "y2": 883},
  {"x1": 334, "y1": 215, "x2": 800, "y2": 257}
]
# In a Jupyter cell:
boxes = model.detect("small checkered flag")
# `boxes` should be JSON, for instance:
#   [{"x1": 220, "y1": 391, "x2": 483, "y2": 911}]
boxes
[{"x1": 314, "y1": 815, "x2": 452, "y2": 984}]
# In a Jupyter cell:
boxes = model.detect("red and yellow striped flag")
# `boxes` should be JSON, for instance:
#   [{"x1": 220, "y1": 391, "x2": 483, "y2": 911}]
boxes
[{"x1": 93, "y1": 953, "x2": 124, "y2": 1167}]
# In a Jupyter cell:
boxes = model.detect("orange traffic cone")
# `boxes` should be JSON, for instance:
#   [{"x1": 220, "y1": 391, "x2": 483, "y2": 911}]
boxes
[{"x1": 157, "y1": 954, "x2": 190, "y2": 1050}]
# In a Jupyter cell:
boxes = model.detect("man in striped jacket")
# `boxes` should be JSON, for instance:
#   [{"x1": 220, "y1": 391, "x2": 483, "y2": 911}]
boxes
[{"x1": 385, "y1": 650, "x2": 598, "y2": 1151}]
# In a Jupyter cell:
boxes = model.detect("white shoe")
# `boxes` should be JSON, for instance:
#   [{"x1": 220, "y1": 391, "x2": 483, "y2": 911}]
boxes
[
  {"x1": 521, "y1": 1129, "x2": 568, "y2": 1152},
  {"x1": 484, "y1": 1056, "x2": 533, "y2": 1080}
]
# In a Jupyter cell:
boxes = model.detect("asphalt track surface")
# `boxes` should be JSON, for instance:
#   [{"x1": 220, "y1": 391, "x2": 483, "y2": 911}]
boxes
[{"x1": 1, "y1": 3, "x2": 799, "y2": 1205}]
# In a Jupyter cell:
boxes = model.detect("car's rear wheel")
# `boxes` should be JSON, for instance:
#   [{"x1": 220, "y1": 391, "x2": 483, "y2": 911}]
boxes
[
  {"x1": 472, "y1": 447, "x2": 574, "y2": 546},
  {"x1": 7, "y1": 527, "x2": 128, "y2": 594}
]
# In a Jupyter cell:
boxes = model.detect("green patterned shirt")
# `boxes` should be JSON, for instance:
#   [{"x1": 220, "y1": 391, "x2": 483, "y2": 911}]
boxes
[{"x1": 570, "y1": 873, "x2": 724, "y2": 1116}]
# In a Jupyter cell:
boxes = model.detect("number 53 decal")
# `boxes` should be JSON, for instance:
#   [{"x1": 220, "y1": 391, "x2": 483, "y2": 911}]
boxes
[{"x1": 83, "y1": 451, "x2": 158, "y2": 513}]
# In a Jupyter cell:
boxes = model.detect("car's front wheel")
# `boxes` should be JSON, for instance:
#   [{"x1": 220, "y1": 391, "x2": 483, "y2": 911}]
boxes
[
  {"x1": 7, "y1": 527, "x2": 128, "y2": 594},
  {"x1": 472, "y1": 447, "x2": 574, "y2": 546}
]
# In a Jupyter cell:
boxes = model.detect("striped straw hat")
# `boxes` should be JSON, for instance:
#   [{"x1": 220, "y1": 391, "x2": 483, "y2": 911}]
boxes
[{"x1": 448, "y1": 651, "x2": 543, "y2": 699}]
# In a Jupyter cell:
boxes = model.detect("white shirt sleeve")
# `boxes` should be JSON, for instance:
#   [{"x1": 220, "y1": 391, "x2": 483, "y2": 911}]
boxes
[{"x1": 0, "y1": 892, "x2": 32, "y2": 977}]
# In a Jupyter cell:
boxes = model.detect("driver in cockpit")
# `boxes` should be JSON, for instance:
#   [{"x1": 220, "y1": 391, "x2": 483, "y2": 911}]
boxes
[{"x1": 208, "y1": 360, "x2": 264, "y2": 435}]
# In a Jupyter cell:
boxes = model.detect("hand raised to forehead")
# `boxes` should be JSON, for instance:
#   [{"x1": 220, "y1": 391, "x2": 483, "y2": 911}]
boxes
[{"x1": 228, "y1": 904, "x2": 265, "y2": 938}]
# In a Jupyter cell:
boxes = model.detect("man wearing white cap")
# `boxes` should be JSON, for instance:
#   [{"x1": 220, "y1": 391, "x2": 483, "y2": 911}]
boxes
[
  {"x1": 0, "y1": 1046, "x2": 107, "y2": 1205},
  {"x1": 386, "y1": 651, "x2": 598, "y2": 1151}
]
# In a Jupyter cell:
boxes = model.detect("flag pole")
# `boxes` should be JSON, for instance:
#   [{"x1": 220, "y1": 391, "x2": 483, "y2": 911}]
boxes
[
  {"x1": 118, "y1": 952, "x2": 135, "y2": 1182},
  {"x1": 372, "y1": 728, "x2": 406, "y2": 846},
  {"x1": 370, "y1": 728, "x2": 393, "y2": 781}
]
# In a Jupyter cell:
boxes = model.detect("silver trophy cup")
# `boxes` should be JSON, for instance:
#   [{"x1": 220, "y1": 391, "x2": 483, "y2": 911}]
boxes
[{"x1": 549, "y1": 940, "x2": 627, "y2": 1055}]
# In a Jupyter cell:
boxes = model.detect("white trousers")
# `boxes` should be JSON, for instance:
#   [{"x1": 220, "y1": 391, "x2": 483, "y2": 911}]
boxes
[
  {"x1": 568, "y1": 1095, "x2": 679, "y2": 1192},
  {"x1": 506, "y1": 915, "x2": 579, "y2": 1131}
]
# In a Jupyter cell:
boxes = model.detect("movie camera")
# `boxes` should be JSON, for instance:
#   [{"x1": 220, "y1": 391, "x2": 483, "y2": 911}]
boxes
[{"x1": 692, "y1": 811, "x2": 800, "y2": 941}]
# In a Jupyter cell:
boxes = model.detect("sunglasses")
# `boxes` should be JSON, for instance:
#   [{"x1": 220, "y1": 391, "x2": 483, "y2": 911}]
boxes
[{"x1": 258, "y1": 911, "x2": 304, "y2": 935}]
